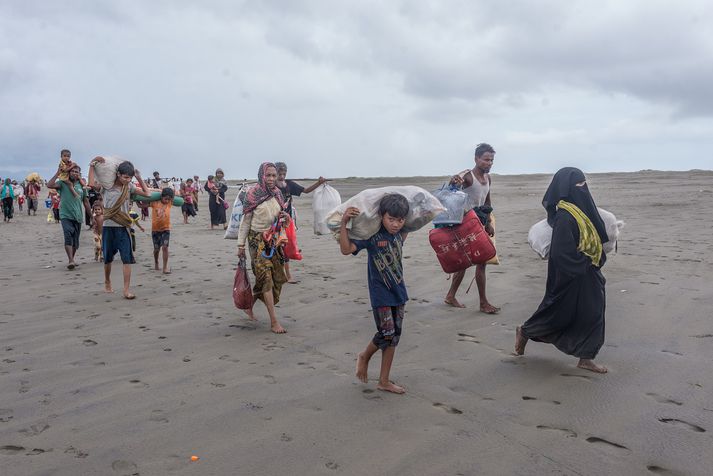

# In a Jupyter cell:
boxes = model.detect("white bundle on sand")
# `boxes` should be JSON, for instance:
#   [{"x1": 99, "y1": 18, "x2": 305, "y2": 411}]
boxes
[
  {"x1": 325, "y1": 186, "x2": 446, "y2": 240},
  {"x1": 224, "y1": 185, "x2": 247, "y2": 239},
  {"x1": 528, "y1": 208, "x2": 625, "y2": 259},
  {"x1": 93, "y1": 156, "x2": 125, "y2": 189},
  {"x1": 313, "y1": 184, "x2": 341, "y2": 235}
]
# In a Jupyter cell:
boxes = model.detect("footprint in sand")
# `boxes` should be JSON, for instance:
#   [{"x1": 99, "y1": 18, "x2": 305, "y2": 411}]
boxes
[
  {"x1": 64, "y1": 446, "x2": 89, "y2": 458},
  {"x1": 111, "y1": 459, "x2": 139, "y2": 475},
  {"x1": 19, "y1": 423, "x2": 50, "y2": 436},
  {"x1": 362, "y1": 389, "x2": 382, "y2": 400},
  {"x1": 646, "y1": 465, "x2": 686, "y2": 475},
  {"x1": 129, "y1": 379, "x2": 149, "y2": 389},
  {"x1": 82, "y1": 339, "x2": 98, "y2": 346},
  {"x1": 19, "y1": 380, "x2": 30, "y2": 394},
  {"x1": 280, "y1": 433, "x2": 293, "y2": 442},
  {"x1": 218, "y1": 355, "x2": 240, "y2": 363},
  {"x1": 560, "y1": 373, "x2": 592, "y2": 381},
  {"x1": 523, "y1": 396, "x2": 561, "y2": 405},
  {"x1": 325, "y1": 460, "x2": 340, "y2": 470},
  {"x1": 658, "y1": 418, "x2": 706, "y2": 433},
  {"x1": 645, "y1": 393, "x2": 682, "y2": 406},
  {"x1": 585, "y1": 437, "x2": 630, "y2": 453},
  {"x1": 0, "y1": 445, "x2": 25, "y2": 455},
  {"x1": 433, "y1": 403, "x2": 463, "y2": 414},
  {"x1": 264, "y1": 375, "x2": 277, "y2": 384},
  {"x1": 536, "y1": 425, "x2": 576, "y2": 438},
  {"x1": 211, "y1": 382, "x2": 226, "y2": 388},
  {"x1": 0, "y1": 409, "x2": 13, "y2": 423},
  {"x1": 149, "y1": 410, "x2": 169, "y2": 423},
  {"x1": 26, "y1": 448, "x2": 48, "y2": 455}
]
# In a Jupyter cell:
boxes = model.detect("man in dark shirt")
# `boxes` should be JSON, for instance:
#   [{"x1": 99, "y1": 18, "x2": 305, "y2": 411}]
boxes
[{"x1": 274, "y1": 162, "x2": 327, "y2": 283}]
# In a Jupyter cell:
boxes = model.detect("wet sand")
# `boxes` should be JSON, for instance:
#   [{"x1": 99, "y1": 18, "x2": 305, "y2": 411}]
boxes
[{"x1": 0, "y1": 171, "x2": 712, "y2": 475}]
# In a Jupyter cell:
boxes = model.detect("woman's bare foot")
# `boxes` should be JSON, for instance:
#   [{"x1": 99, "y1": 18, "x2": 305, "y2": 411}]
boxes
[
  {"x1": 377, "y1": 381, "x2": 405, "y2": 394},
  {"x1": 444, "y1": 296, "x2": 466, "y2": 308},
  {"x1": 162, "y1": 268, "x2": 171, "y2": 274},
  {"x1": 480, "y1": 302, "x2": 500, "y2": 314},
  {"x1": 514, "y1": 326, "x2": 528, "y2": 355},
  {"x1": 67, "y1": 262, "x2": 76, "y2": 270},
  {"x1": 271, "y1": 323, "x2": 286, "y2": 334},
  {"x1": 243, "y1": 309, "x2": 257, "y2": 321},
  {"x1": 355, "y1": 353, "x2": 369, "y2": 383},
  {"x1": 577, "y1": 359, "x2": 607, "y2": 373},
  {"x1": 154, "y1": 263, "x2": 159, "y2": 271}
]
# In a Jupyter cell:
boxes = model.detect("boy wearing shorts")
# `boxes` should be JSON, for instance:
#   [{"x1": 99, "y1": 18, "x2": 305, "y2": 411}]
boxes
[
  {"x1": 151, "y1": 188, "x2": 173, "y2": 274},
  {"x1": 339, "y1": 194, "x2": 410, "y2": 394},
  {"x1": 88, "y1": 157, "x2": 151, "y2": 299}
]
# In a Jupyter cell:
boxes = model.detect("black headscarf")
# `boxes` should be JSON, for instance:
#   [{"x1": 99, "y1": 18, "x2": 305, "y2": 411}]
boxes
[{"x1": 542, "y1": 167, "x2": 609, "y2": 243}]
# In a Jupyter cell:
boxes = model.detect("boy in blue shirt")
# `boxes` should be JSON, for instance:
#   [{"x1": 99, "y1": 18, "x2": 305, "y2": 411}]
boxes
[{"x1": 340, "y1": 194, "x2": 410, "y2": 394}]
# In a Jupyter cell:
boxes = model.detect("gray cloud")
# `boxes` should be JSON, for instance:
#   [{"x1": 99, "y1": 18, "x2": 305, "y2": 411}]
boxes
[{"x1": 1, "y1": 0, "x2": 712, "y2": 179}]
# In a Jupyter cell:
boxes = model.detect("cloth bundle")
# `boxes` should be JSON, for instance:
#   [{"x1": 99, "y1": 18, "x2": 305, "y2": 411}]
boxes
[
  {"x1": 325, "y1": 186, "x2": 445, "y2": 240},
  {"x1": 528, "y1": 207, "x2": 624, "y2": 259},
  {"x1": 93, "y1": 156, "x2": 126, "y2": 190},
  {"x1": 313, "y1": 184, "x2": 341, "y2": 235}
]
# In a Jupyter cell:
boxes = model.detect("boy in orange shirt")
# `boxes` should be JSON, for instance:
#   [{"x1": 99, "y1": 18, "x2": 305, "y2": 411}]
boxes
[{"x1": 151, "y1": 188, "x2": 174, "y2": 274}]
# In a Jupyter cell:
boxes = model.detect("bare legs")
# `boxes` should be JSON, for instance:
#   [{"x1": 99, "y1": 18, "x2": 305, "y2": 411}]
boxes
[
  {"x1": 64, "y1": 245, "x2": 77, "y2": 269},
  {"x1": 444, "y1": 265, "x2": 499, "y2": 313},
  {"x1": 104, "y1": 262, "x2": 135, "y2": 299},
  {"x1": 153, "y1": 246, "x2": 170, "y2": 273},
  {"x1": 444, "y1": 270, "x2": 466, "y2": 307},
  {"x1": 261, "y1": 290, "x2": 285, "y2": 334},
  {"x1": 356, "y1": 343, "x2": 405, "y2": 394}
]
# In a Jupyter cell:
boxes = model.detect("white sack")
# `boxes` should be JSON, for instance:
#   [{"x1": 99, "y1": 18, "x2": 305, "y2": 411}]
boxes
[
  {"x1": 325, "y1": 186, "x2": 446, "y2": 240},
  {"x1": 313, "y1": 184, "x2": 341, "y2": 235},
  {"x1": 224, "y1": 185, "x2": 247, "y2": 239},
  {"x1": 528, "y1": 207, "x2": 625, "y2": 259},
  {"x1": 94, "y1": 156, "x2": 125, "y2": 190}
]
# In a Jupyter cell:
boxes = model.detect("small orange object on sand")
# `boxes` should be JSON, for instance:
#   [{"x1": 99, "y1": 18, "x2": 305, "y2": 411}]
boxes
[{"x1": 190, "y1": 456, "x2": 199, "y2": 462}]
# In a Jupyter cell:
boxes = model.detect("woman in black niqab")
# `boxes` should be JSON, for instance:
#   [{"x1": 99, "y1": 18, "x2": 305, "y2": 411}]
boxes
[{"x1": 515, "y1": 167, "x2": 609, "y2": 373}]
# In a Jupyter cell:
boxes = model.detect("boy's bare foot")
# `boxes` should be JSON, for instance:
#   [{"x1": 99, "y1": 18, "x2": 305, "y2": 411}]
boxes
[
  {"x1": 104, "y1": 283, "x2": 114, "y2": 293},
  {"x1": 577, "y1": 359, "x2": 607, "y2": 373},
  {"x1": 377, "y1": 381, "x2": 405, "y2": 394},
  {"x1": 480, "y1": 302, "x2": 500, "y2": 314},
  {"x1": 162, "y1": 268, "x2": 171, "y2": 274},
  {"x1": 271, "y1": 324, "x2": 286, "y2": 334},
  {"x1": 123, "y1": 293, "x2": 136, "y2": 300},
  {"x1": 514, "y1": 326, "x2": 528, "y2": 355},
  {"x1": 355, "y1": 353, "x2": 369, "y2": 383},
  {"x1": 67, "y1": 263, "x2": 76, "y2": 270},
  {"x1": 444, "y1": 296, "x2": 466, "y2": 308},
  {"x1": 154, "y1": 264, "x2": 159, "y2": 271}
]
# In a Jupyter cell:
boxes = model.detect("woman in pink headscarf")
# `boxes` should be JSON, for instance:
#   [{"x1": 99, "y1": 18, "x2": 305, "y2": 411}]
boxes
[{"x1": 237, "y1": 162, "x2": 291, "y2": 333}]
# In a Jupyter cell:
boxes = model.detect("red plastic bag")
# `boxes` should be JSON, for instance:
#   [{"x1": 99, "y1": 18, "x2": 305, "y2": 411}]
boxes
[
  {"x1": 233, "y1": 256, "x2": 254, "y2": 310},
  {"x1": 428, "y1": 210, "x2": 496, "y2": 273},
  {"x1": 283, "y1": 218, "x2": 303, "y2": 261}
]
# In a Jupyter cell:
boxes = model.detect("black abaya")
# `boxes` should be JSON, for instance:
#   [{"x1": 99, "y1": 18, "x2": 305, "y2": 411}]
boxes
[
  {"x1": 206, "y1": 182, "x2": 227, "y2": 226},
  {"x1": 521, "y1": 210, "x2": 606, "y2": 359}
]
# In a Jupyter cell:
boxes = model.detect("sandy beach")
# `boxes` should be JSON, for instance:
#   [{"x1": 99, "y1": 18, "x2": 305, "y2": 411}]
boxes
[{"x1": 1, "y1": 171, "x2": 712, "y2": 476}]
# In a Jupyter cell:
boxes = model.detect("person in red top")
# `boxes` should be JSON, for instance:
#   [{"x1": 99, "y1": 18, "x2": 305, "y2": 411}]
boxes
[
  {"x1": 49, "y1": 189, "x2": 61, "y2": 223},
  {"x1": 25, "y1": 180, "x2": 41, "y2": 215},
  {"x1": 151, "y1": 188, "x2": 174, "y2": 274},
  {"x1": 180, "y1": 178, "x2": 197, "y2": 224}
]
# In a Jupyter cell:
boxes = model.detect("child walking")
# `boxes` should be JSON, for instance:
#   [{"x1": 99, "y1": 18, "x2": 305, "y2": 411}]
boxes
[
  {"x1": 92, "y1": 201, "x2": 104, "y2": 262},
  {"x1": 339, "y1": 194, "x2": 410, "y2": 394},
  {"x1": 88, "y1": 157, "x2": 151, "y2": 299},
  {"x1": 151, "y1": 188, "x2": 173, "y2": 274}
]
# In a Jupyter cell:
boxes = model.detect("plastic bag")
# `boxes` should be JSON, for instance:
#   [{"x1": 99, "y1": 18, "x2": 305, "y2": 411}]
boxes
[
  {"x1": 325, "y1": 186, "x2": 446, "y2": 240},
  {"x1": 528, "y1": 207, "x2": 625, "y2": 259},
  {"x1": 232, "y1": 256, "x2": 254, "y2": 310},
  {"x1": 224, "y1": 186, "x2": 245, "y2": 239},
  {"x1": 47, "y1": 211, "x2": 55, "y2": 223},
  {"x1": 313, "y1": 184, "x2": 341, "y2": 235},
  {"x1": 431, "y1": 185, "x2": 468, "y2": 226},
  {"x1": 94, "y1": 156, "x2": 125, "y2": 190},
  {"x1": 283, "y1": 219, "x2": 303, "y2": 260}
]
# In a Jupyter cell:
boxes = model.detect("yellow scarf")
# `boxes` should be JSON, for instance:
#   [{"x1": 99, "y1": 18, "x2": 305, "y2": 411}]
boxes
[{"x1": 557, "y1": 200, "x2": 603, "y2": 266}]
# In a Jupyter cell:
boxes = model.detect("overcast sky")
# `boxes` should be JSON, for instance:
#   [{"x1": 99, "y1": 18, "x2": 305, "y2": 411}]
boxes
[{"x1": 1, "y1": 0, "x2": 712, "y2": 180}]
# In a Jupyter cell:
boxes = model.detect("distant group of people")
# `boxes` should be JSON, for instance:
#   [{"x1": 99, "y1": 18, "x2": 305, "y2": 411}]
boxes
[
  {"x1": 9, "y1": 143, "x2": 611, "y2": 396},
  {"x1": 0, "y1": 175, "x2": 43, "y2": 222}
]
